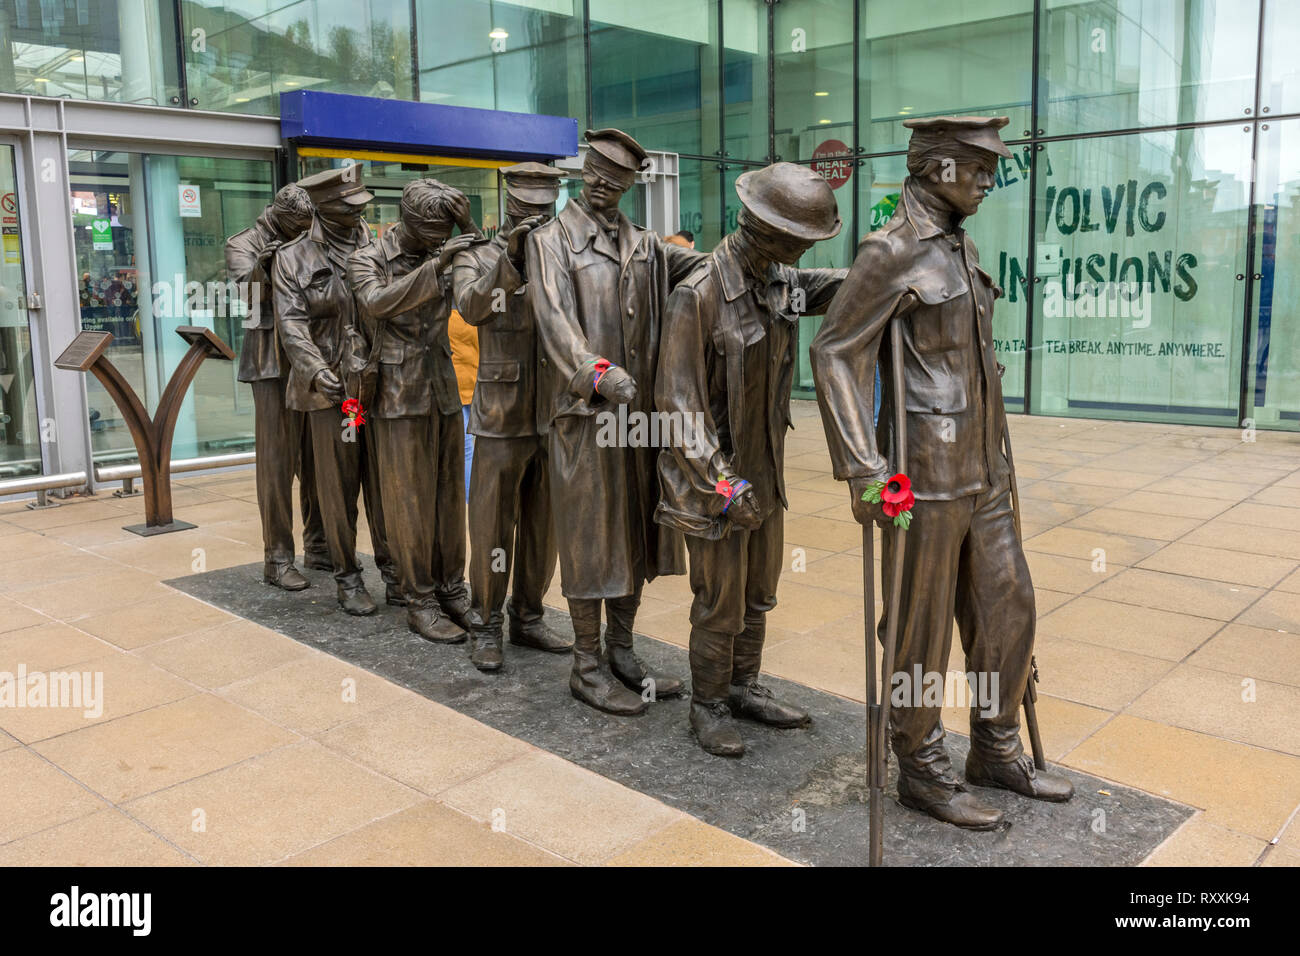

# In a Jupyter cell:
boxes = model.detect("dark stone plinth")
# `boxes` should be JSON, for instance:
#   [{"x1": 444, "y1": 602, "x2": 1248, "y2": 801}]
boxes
[{"x1": 167, "y1": 560, "x2": 1192, "y2": 867}]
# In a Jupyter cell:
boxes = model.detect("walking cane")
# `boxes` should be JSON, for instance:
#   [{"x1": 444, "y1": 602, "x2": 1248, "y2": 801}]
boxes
[
  {"x1": 866, "y1": 316, "x2": 910, "y2": 867},
  {"x1": 998, "y1": 393, "x2": 1046, "y2": 772}
]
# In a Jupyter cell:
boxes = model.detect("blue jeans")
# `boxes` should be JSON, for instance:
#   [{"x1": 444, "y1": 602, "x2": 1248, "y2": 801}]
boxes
[
  {"x1": 462, "y1": 405, "x2": 474, "y2": 502},
  {"x1": 874, "y1": 367, "x2": 882, "y2": 427}
]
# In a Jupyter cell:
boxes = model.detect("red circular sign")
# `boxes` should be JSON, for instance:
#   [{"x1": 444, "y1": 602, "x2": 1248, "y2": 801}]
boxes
[
  {"x1": 1, "y1": 193, "x2": 15, "y2": 214},
  {"x1": 181, "y1": 188, "x2": 197, "y2": 202},
  {"x1": 811, "y1": 139, "x2": 853, "y2": 190}
]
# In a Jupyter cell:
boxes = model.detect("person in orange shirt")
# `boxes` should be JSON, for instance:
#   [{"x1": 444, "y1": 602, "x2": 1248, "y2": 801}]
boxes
[{"x1": 447, "y1": 308, "x2": 479, "y2": 500}]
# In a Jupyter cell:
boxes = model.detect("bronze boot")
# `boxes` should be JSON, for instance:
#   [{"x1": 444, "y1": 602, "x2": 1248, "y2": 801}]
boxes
[
  {"x1": 605, "y1": 592, "x2": 683, "y2": 699},
  {"x1": 568, "y1": 599, "x2": 645, "y2": 716},
  {"x1": 439, "y1": 590, "x2": 475, "y2": 634},
  {"x1": 469, "y1": 622, "x2": 504, "y2": 671},
  {"x1": 728, "y1": 613, "x2": 808, "y2": 726},
  {"x1": 408, "y1": 605, "x2": 466, "y2": 644},
  {"x1": 690, "y1": 699, "x2": 745, "y2": 757},
  {"x1": 264, "y1": 562, "x2": 310, "y2": 592},
  {"x1": 509, "y1": 616, "x2": 573, "y2": 653},
  {"x1": 302, "y1": 550, "x2": 333, "y2": 572},
  {"x1": 337, "y1": 582, "x2": 378, "y2": 616},
  {"x1": 965, "y1": 751, "x2": 1075, "y2": 803}
]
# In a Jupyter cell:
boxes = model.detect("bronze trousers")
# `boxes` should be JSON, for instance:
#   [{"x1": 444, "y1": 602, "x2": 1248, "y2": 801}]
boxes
[
  {"x1": 880, "y1": 475, "x2": 1033, "y2": 796},
  {"x1": 685, "y1": 507, "x2": 783, "y2": 700},
  {"x1": 468, "y1": 435, "x2": 556, "y2": 635},
  {"x1": 373, "y1": 413, "x2": 468, "y2": 610},
  {"x1": 306, "y1": 408, "x2": 395, "y2": 588},
  {"x1": 251, "y1": 379, "x2": 325, "y2": 566}
]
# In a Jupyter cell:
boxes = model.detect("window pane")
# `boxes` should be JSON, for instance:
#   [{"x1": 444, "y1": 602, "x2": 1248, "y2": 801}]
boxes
[
  {"x1": 68, "y1": 149, "x2": 274, "y2": 464},
  {"x1": 724, "y1": 0, "x2": 769, "y2": 162},
  {"x1": 0, "y1": 144, "x2": 40, "y2": 479},
  {"x1": 416, "y1": 0, "x2": 585, "y2": 119},
  {"x1": 1, "y1": 1, "x2": 181, "y2": 104},
  {"x1": 862, "y1": 0, "x2": 1033, "y2": 155},
  {"x1": 678, "y1": 158, "x2": 725, "y2": 251},
  {"x1": 1261, "y1": 0, "x2": 1300, "y2": 117},
  {"x1": 773, "y1": 0, "x2": 853, "y2": 162},
  {"x1": 1247, "y1": 120, "x2": 1300, "y2": 431},
  {"x1": 1040, "y1": 0, "x2": 1259, "y2": 136},
  {"x1": 184, "y1": 0, "x2": 413, "y2": 115},
  {"x1": 1029, "y1": 125, "x2": 1252, "y2": 425},
  {"x1": 590, "y1": 0, "x2": 720, "y2": 157}
]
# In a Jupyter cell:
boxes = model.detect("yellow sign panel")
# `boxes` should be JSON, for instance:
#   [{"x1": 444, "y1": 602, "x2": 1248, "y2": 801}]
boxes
[{"x1": 296, "y1": 146, "x2": 513, "y2": 170}]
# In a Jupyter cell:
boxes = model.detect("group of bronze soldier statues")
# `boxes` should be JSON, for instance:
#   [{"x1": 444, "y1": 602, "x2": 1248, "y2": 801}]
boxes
[{"x1": 228, "y1": 117, "x2": 1072, "y2": 832}]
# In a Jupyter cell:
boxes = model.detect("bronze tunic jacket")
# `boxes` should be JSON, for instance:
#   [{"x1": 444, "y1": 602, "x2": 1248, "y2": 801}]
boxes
[
  {"x1": 273, "y1": 216, "x2": 372, "y2": 413},
  {"x1": 655, "y1": 233, "x2": 844, "y2": 540},
  {"x1": 227, "y1": 213, "x2": 285, "y2": 383},
  {"x1": 810, "y1": 180, "x2": 1010, "y2": 500},
  {"x1": 525, "y1": 199, "x2": 704, "y2": 593},
  {"x1": 347, "y1": 227, "x2": 461, "y2": 420},
  {"x1": 451, "y1": 233, "x2": 543, "y2": 438}
]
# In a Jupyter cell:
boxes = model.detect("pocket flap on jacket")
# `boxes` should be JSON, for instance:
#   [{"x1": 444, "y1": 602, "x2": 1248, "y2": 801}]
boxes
[
  {"x1": 908, "y1": 273, "x2": 969, "y2": 306},
  {"x1": 480, "y1": 360, "x2": 520, "y2": 383},
  {"x1": 379, "y1": 339, "x2": 405, "y2": 364}
]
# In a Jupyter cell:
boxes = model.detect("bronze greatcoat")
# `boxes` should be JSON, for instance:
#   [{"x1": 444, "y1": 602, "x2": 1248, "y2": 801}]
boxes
[
  {"x1": 809, "y1": 180, "x2": 1033, "y2": 801},
  {"x1": 273, "y1": 216, "x2": 395, "y2": 589},
  {"x1": 452, "y1": 231, "x2": 556, "y2": 635},
  {"x1": 655, "y1": 232, "x2": 843, "y2": 698},
  {"x1": 347, "y1": 226, "x2": 468, "y2": 611},
  {"x1": 525, "y1": 199, "x2": 701, "y2": 600},
  {"x1": 226, "y1": 210, "x2": 325, "y2": 567}
]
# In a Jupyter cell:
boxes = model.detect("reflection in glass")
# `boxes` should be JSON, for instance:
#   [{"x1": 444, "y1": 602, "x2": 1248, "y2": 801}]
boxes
[
  {"x1": 0, "y1": 145, "x2": 39, "y2": 478},
  {"x1": 68, "y1": 149, "x2": 274, "y2": 463},
  {"x1": 773, "y1": 0, "x2": 853, "y2": 162},
  {"x1": 416, "y1": 0, "x2": 584, "y2": 119},
  {"x1": 1039, "y1": 0, "x2": 1259, "y2": 135},
  {"x1": 1029, "y1": 125, "x2": 1252, "y2": 424},
  {"x1": 0, "y1": 1, "x2": 180, "y2": 104},
  {"x1": 724, "y1": 0, "x2": 769, "y2": 162},
  {"x1": 861, "y1": 0, "x2": 1032, "y2": 155},
  {"x1": 589, "y1": 0, "x2": 720, "y2": 158},
  {"x1": 1247, "y1": 120, "x2": 1300, "y2": 431},
  {"x1": 183, "y1": 0, "x2": 413, "y2": 114}
]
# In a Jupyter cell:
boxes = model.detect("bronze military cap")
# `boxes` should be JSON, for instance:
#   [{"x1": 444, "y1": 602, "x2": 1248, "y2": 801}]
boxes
[
  {"x1": 584, "y1": 128, "x2": 650, "y2": 172},
  {"x1": 736, "y1": 162, "x2": 842, "y2": 241},
  {"x1": 501, "y1": 161, "x2": 566, "y2": 204},
  {"x1": 901, "y1": 115, "x2": 1012, "y2": 159},
  {"x1": 297, "y1": 165, "x2": 375, "y2": 206}
]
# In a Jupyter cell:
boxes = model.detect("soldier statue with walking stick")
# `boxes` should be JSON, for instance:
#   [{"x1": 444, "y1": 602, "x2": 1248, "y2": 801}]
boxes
[{"x1": 811, "y1": 116, "x2": 1073, "y2": 853}]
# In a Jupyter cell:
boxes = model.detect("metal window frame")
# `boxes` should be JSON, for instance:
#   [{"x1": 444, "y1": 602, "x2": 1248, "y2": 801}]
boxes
[{"x1": 0, "y1": 93, "x2": 280, "y2": 490}]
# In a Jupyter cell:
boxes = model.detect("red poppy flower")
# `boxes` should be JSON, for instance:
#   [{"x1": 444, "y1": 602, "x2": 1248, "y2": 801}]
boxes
[
  {"x1": 881, "y1": 473, "x2": 911, "y2": 504},
  {"x1": 882, "y1": 491, "x2": 915, "y2": 517},
  {"x1": 715, "y1": 478, "x2": 734, "y2": 498},
  {"x1": 341, "y1": 398, "x2": 366, "y2": 426}
]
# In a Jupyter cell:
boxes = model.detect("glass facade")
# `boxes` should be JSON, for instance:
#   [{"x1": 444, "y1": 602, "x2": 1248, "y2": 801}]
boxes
[{"x1": 3, "y1": 1, "x2": 1298, "y2": 431}]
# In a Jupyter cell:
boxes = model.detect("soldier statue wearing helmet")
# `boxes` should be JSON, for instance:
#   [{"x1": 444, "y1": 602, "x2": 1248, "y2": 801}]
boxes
[{"x1": 655, "y1": 162, "x2": 847, "y2": 756}]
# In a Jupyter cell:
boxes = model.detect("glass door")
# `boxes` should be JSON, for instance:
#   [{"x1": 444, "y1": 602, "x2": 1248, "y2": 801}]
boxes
[
  {"x1": 0, "y1": 141, "x2": 40, "y2": 479},
  {"x1": 1245, "y1": 119, "x2": 1300, "y2": 431}
]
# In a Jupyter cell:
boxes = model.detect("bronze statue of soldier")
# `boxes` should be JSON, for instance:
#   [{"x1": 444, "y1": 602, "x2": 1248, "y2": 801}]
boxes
[
  {"x1": 226, "y1": 183, "x2": 330, "y2": 590},
  {"x1": 452, "y1": 162, "x2": 571, "y2": 671},
  {"x1": 656, "y1": 163, "x2": 846, "y2": 756},
  {"x1": 526, "y1": 128, "x2": 702, "y2": 716},
  {"x1": 346, "y1": 178, "x2": 479, "y2": 643},
  {"x1": 273, "y1": 165, "x2": 398, "y2": 616},
  {"x1": 810, "y1": 117, "x2": 1073, "y2": 829}
]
